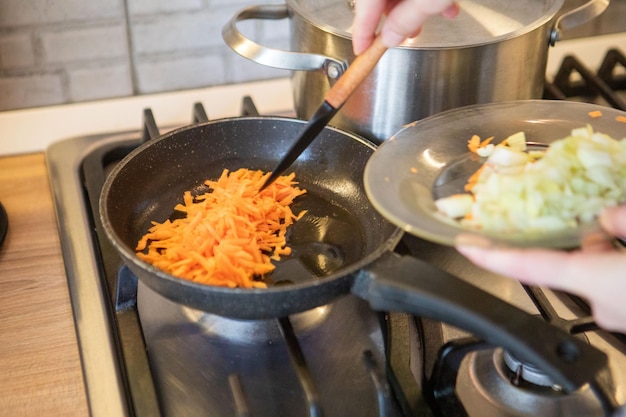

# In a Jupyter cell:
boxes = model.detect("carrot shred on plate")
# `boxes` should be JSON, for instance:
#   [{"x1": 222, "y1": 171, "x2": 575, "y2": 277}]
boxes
[
  {"x1": 135, "y1": 168, "x2": 307, "y2": 289},
  {"x1": 467, "y1": 135, "x2": 495, "y2": 154},
  {"x1": 588, "y1": 110, "x2": 603, "y2": 118},
  {"x1": 464, "y1": 164, "x2": 486, "y2": 192},
  {"x1": 479, "y1": 136, "x2": 494, "y2": 148},
  {"x1": 467, "y1": 134, "x2": 481, "y2": 153}
]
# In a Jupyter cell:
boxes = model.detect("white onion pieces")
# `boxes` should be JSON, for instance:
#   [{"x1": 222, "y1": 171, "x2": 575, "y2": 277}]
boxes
[{"x1": 434, "y1": 126, "x2": 626, "y2": 233}]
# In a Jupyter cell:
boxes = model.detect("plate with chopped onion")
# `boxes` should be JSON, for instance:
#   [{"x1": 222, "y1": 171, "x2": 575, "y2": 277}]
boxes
[{"x1": 364, "y1": 100, "x2": 626, "y2": 248}]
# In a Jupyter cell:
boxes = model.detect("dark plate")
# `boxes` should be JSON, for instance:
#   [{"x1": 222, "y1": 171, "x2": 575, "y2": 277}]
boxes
[{"x1": 364, "y1": 100, "x2": 626, "y2": 248}]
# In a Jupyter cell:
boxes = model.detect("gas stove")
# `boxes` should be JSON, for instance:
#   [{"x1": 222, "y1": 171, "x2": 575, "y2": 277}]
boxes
[{"x1": 45, "y1": 37, "x2": 626, "y2": 417}]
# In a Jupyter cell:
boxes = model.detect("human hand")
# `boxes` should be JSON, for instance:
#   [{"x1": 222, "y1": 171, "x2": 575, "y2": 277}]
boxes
[
  {"x1": 352, "y1": 0, "x2": 460, "y2": 55},
  {"x1": 455, "y1": 204, "x2": 626, "y2": 333}
]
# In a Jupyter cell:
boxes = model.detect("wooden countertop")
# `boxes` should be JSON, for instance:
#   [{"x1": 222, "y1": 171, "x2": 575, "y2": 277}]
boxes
[{"x1": 0, "y1": 153, "x2": 88, "y2": 415}]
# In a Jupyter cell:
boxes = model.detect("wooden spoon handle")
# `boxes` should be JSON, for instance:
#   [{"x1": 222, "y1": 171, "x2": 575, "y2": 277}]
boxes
[{"x1": 324, "y1": 35, "x2": 388, "y2": 109}]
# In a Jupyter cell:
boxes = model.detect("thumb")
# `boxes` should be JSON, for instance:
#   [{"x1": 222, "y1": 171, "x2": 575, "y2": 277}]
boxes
[{"x1": 599, "y1": 205, "x2": 626, "y2": 239}]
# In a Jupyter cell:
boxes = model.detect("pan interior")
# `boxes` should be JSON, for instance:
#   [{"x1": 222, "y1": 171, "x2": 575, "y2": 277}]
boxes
[
  {"x1": 270, "y1": 188, "x2": 366, "y2": 285},
  {"x1": 102, "y1": 117, "x2": 399, "y2": 289}
]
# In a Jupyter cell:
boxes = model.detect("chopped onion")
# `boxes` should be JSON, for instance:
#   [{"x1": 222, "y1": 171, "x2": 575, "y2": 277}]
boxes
[
  {"x1": 434, "y1": 126, "x2": 626, "y2": 233},
  {"x1": 434, "y1": 194, "x2": 474, "y2": 219}
]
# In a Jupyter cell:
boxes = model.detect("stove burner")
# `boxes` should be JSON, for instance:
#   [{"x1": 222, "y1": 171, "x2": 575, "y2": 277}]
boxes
[
  {"x1": 137, "y1": 278, "x2": 403, "y2": 417},
  {"x1": 181, "y1": 304, "x2": 332, "y2": 343},
  {"x1": 456, "y1": 348, "x2": 606, "y2": 417}
]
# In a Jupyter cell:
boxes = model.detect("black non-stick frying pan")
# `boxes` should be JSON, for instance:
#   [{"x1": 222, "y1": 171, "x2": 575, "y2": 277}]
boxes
[{"x1": 100, "y1": 116, "x2": 613, "y2": 404}]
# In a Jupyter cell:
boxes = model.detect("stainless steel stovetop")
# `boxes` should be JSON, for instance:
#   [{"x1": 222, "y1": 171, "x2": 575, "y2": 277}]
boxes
[{"x1": 47, "y1": 48, "x2": 626, "y2": 417}]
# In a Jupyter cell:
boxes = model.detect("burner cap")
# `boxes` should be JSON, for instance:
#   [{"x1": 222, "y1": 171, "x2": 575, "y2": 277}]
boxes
[
  {"x1": 503, "y1": 350, "x2": 556, "y2": 388},
  {"x1": 456, "y1": 349, "x2": 605, "y2": 417},
  {"x1": 0, "y1": 202, "x2": 7, "y2": 248}
]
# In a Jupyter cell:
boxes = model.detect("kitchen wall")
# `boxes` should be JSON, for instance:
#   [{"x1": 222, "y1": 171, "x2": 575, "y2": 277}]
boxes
[
  {"x1": 0, "y1": 0, "x2": 290, "y2": 111},
  {"x1": 0, "y1": 0, "x2": 624, "y2": 112}
]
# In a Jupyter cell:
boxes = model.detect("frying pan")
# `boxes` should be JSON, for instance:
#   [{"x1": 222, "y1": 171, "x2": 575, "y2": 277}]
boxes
[{"x1": 100, "y1": 116, "x2": 611, "y2": 399}]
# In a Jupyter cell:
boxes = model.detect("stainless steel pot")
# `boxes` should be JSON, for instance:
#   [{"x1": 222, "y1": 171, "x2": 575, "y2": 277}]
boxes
[{"x1": 223, "y1": 0, "x2": 608, "y2": 144}]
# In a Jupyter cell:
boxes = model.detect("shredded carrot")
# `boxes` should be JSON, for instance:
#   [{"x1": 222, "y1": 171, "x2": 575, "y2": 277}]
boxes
[
  {"x1": 479, "y1": 136, "x2": 494, "y2": 148},
  {"x1": 135, "y1": 168, "x2": 307, "y2": 289},
  {"x1": 464, "y1": 164, "x2": 486, "y2": 192},
  {"x1": 467, "y1": 134, "x2": 481, "y2": 153},
  {"x1": 588, "y1": 110, "x2": 603, "y2": 118},
  {"x1": 467, "y1": 135, "x2": 495, "y2": 154},
  {"x1": 617, "y1": 115, "x2": 626, "y2": 123}
]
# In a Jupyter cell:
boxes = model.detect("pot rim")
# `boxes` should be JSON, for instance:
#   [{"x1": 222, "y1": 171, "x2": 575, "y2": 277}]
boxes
[{"x1": 287, "y1": 0, "x2": 564, "y2": 49}]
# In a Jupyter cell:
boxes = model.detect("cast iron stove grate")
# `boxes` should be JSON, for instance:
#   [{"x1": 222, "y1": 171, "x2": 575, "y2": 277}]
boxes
[{"x1": 544, "y1": 48, "x2": 626, "y2": 109}]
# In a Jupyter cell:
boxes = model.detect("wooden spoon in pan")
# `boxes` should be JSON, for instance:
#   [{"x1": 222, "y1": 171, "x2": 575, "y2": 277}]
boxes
[{"x1": 261, "y1": 35, "x2": 388, "y2": 190}]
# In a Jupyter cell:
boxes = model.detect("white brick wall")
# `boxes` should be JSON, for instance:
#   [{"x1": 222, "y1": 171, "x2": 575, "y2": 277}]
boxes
[
  {"x1": 0, "y1": 0, "x2": 125, "y2": 26},
  {"x1": 0, "y1": 33, "x2": 36, "y2": 69},
  {"x1": 67, "y1": 63, "x2": 133, "y2": 102},
  {"x1": 135, "y1": 53, "x2": 226, "y2": 93},
  {"x1": 126, "y1": 0, "x2": 290, "y2": 93},
  {"x1": 0, "y1": 73, "x2": 65, "y2": 108},
  {"x1": 41, "y1": 24, "x2": 129, "y2": 63},
  {"x1": 2, "y1": 0, "x2": 620, "y2": 111},
  {"x1": 0, "y1": 0, "x2": 290, "y2": 111},
  {"x1": 130, "y1": 12, "x2": 220, "y2": 53},
  {"x1": 127, "y1": 0, "x2": 205, "y2": 15}
]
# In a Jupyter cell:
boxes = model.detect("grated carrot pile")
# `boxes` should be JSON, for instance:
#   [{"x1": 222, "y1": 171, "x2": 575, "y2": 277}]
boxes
[{"x1": 135, "y1": 168, "x2": 307, "y2": 289}]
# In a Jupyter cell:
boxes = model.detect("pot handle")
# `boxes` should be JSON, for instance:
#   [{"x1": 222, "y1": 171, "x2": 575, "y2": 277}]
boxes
[
  {"x1": 222, "y1": 4, "x2": 348, "y2": 79},
  {"x1": 550, "y1": 0, "x2": 610, "y2": 45},
  {"x1": 352, "y1": 251, "x2": 609, "y2": 395}
]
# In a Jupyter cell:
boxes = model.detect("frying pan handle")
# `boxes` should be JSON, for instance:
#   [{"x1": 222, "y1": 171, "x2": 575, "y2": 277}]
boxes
[
  {"x1": 222, "y1": 4, "x2": 348, "y2": 79},
  {"x1": 352, "y1": 251, "x2": 608, "y2": 394}
]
